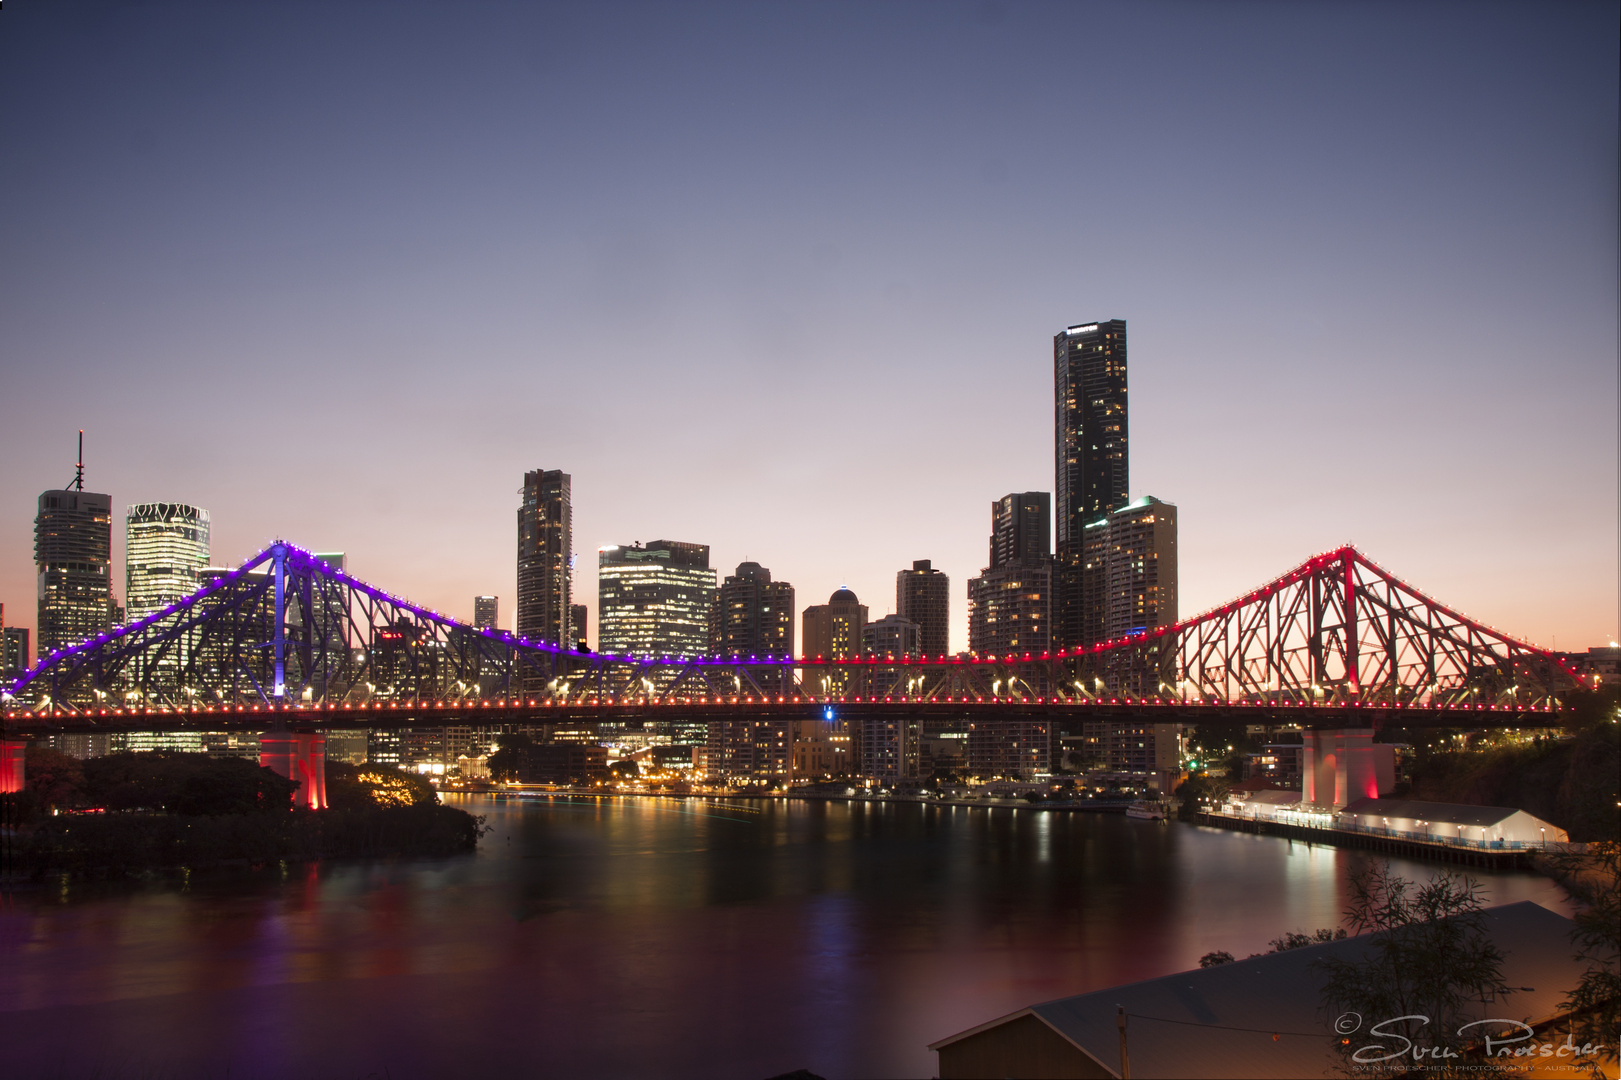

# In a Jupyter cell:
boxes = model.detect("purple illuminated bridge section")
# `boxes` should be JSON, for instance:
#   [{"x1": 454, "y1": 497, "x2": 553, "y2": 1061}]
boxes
[{"x1": 2, "y1": 541, "x2": 1587, "y2": 728}]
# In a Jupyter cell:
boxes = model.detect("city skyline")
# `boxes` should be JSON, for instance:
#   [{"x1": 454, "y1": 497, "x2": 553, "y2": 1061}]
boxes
[{"x1": 0, "y1": 2, "x2": 1615, "y2": 656}]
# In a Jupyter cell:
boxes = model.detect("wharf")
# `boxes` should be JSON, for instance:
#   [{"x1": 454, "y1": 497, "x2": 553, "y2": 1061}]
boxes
[{"x1": 1193, "y1": 811, "x2": 1534, "y2": 869}]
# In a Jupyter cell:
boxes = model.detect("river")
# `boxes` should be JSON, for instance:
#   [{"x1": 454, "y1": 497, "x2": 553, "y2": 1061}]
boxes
[{"x1": 0, "y1": 794, "x2": 1575, "y2": 1079}]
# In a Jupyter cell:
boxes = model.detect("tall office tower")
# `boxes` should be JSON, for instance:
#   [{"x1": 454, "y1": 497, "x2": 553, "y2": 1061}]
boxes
[
  {"x1": 125, "y1": 503, "x2": 210, "y2": 621},
  {"x1": 597, "y1": 541, "x2": 715, "y2": 658},
  {"x1": 1054, "y1": 319, "x2": 1128, "y2": 649},
  {"x1": 968, "y1": 493, "x2": 1054, "y2": 659},
  {"x1": 517, "y1": 469, "x2": 571, "y2": 646},
  {"x1": 473, "y1": 595, "x2": 499, "y2": 630},
  {"x1": 801, "y1": 588, "x2": 867, "y2": 659},
  {"x1": 711, "y1": 561, "x2": 795, "y2": 658},
  {"x1": 569, "y1": 604, "x2": 588, "y2": 650},
  {"x1": 895, "y1": 559, "x2": 949, "y2": 657},
  {"x1": 991, "y1": 492, "x2": 1051, "y2": 568},
  {"x1": 35, "y1": 447, "x2": 113, "y2": 655}
]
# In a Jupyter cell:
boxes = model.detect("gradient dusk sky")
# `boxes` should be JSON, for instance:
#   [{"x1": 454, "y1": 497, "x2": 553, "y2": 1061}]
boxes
[{"x1": 0, "y1": 0, "x2": 1615, "y2": 656}]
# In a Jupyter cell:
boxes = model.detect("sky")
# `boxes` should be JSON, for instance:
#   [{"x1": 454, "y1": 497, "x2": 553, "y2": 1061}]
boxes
[{"x1": 0, "y1": 0, "x2": 1616, "y2": 657}]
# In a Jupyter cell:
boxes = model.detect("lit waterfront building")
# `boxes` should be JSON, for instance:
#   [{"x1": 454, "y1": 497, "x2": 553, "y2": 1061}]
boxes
[
  {"x1": 473, "y1": 595, "x2": 499, "y2": 630},
  {"x1": 517, "y1": 469, "x2": 572, "y2": 647},
  {"x1": 895, "y1": 559, "x2": 949, "y2": 657},
  {"x1": 1, "y1": 603, "x2": 29, "y2": 683},
  {"x1": 968, "y1": 719, "x2": 1050, "y2": 780},
  {"x1": 597, "y1": 541, "x2": 715, "y2": 659},
  {"x1": 35, "y1": 484, "x2": 113, "y2": 655},
  {"x1": 1054, "y1": 319, "x2": 1128, "y2": 651},
  {"x1": 125, "y1": 503, "x2": 210, "y2": 621}
]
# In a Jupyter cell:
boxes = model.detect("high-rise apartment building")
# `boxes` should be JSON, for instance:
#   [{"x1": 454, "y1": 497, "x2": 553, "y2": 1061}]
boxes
[
  {"x1": 125, "y1": 503, "x2": 210, "y2": 622},
  {"x1": 710, "y1": 561, "x2": 794, "y2": 658},
  {"x1": 991, "y1": 492, "x2": 1051, "y2": 568},
  {"x1": 1, "y1": 603, "x2": 29, "y2": 682},
  {"x1": 1081, "y1": 496, "x2": 1178, "y2": 696},
  {"x1": 968, "y1": 493, "x2": 1054, "y2": 659},
  {"x1": 517, "y1": 469, "x2": 571, "y2": 647},
  {"x1": 35, "y1": 482, "x2": 113, "y2": 655},
  {"x1": 473, "y1": 595, "x2": 499, "y2": 630},
  {"x1": 861, "y1": 613, "x2": 921, "y2": 657},
  {"x1": 801, "y1": 588, "x2": 867, "y2": 660},
  {"x1": 3, "y1": 626, "x2": 29, "y2": 681},
  {"x1": 895, "y1": 559, "x2": 949, "y2": 658},
  {"x1": 1083, "y1": 497, "x2": 1178, "y2": 641},
  {"x1": 801, "y1": 588, "x2": 867, "y2": 696},
  {"x1": 1054, "y1": 319, "x2": 1128, "y2": 650},
  {"x1": 597, "y1": 541, "x2": 715, "y2": 659}
]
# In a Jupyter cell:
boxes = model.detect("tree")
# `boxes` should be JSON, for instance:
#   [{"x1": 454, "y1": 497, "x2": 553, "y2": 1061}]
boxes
[
  {"x1": 325, "y1": 761, "x2": 438, "y2": 809},
  {"x1": 81, "y1": 752, "x2": 296, "y2": 815},
  {"x1": 1558, "y1": 839, "x2": 1620, "y2": 1078},
  {"x1": 1313, "y1": 863, "x2": 1509, "y2": 1078},
  {"x1": 1199, "y1": 950, "x2": 1235, "y2": 967},
  {"x1": 24, "y1": 746, "x2": 85, "y2": 809}
]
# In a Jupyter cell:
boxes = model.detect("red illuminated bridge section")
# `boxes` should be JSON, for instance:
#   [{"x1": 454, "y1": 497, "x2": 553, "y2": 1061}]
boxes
[{"x1": 2, "y1": 541, "x2": 1587, "y2": 732}]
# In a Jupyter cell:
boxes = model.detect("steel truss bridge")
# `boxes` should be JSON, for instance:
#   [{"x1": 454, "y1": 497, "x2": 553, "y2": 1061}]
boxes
[{"x1": 3, "y1": 542, "x2": 1586, "y2": 734}]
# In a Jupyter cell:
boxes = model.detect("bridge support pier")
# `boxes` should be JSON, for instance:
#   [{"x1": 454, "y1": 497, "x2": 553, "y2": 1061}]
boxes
[
  {"x1": 260, "y1": 730, "x2": 327, "y2": 810},
  {"x1": 1302, "y1": 728, "x2": 1394, "y2": 808},
  {"x1": 1, "y1": 739, "x2": 24, "y2": 794}
]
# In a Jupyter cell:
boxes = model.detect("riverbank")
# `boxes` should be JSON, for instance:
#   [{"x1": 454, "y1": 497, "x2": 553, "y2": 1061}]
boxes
[{"x1": 479, "y1": 785, "x2": 1143, "y2": 814}]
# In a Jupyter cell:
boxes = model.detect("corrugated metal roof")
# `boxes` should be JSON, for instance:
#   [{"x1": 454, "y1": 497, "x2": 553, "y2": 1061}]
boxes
[
  {"x1": 1339, "y1": 798, "x2": 1522, "y2": 828},
  {"x1": 930, "y1": 902, "x2": 1582, "y2": 1080}
]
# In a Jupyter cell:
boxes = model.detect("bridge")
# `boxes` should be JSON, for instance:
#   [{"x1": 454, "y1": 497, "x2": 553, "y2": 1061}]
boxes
[{"x1": 1, "y1": 540, "x2": 1584, "y2": 730}]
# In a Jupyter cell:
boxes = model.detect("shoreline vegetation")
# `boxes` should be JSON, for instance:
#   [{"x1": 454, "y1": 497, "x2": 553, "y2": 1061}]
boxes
[{"x1": 0, "y1": 751, "x2": 485, "y2": 880}]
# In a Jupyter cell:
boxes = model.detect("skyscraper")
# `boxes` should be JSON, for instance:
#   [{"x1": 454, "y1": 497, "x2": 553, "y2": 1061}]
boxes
[
  {"x1": 801, "y1": 588, "x2": 867, "y2": 660},
  {"x1": 967, "y1": 562, "x2": 1054, "y2": 658},
  {"x1": 517, "y1": 469, "x2": 571, "y2": 647},
  {"x1": 1086, "y1": 496, "x2": 1178, "y2": 641},
  {"x1": 1, "y1": 604, "x2": 30, "y2": 682},
  {"x1": 710, "y1": 561, "x2": 795, "y2": 658},
  {"x1": 35, "y1": 446, "x2": 113, "y2": 655},
  {"x1": 473, "y1": 595, "x2": 499, "y2": 630},
  {"x1": 570, "y1": 604, "x2": 588, "y2": 650},
  {"x1": 125, "y1": 503, "x2": 211, "y2": 622},
  {"x1": 895, "y1": 559, "x2": 949, "y2": 658},
  {"x1": 1055, "y1": 319, "x2": 1128, "y2": 649},
  {"x1": 991, "y1": 492, "x2": 1051, "y2": 568},
  {"x1": 597, "y1": 541, "x2": 715, "y2": 658},
  {"x1": 968, "y1": 493, "x2": 1055, "y2": 659}
]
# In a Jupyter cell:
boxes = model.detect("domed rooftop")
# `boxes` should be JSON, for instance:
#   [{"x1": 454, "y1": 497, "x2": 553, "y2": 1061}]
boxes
[{"x1": 830, "y1": 587, "x2": 859, "y2": 605}]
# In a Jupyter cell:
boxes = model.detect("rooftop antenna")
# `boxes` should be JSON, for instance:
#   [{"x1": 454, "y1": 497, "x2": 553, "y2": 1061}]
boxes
[{"x1": 69, "y1": 429, "x2": 85, "y2": 491}]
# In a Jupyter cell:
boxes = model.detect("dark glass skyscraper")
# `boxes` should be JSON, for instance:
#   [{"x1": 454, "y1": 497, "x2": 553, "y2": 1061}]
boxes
[
  {"x1": 517, "y1": 469, "x2": 571, "y2": 648},
  {"x1": 1054, "y1": 319, "x2": 1128, "y2": 650}
]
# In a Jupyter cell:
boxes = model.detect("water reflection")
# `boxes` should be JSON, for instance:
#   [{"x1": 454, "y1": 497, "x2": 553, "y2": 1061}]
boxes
[{"x1": 0, "y1": 795, "x2": 1574, "y2": 1079}]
